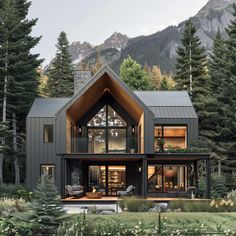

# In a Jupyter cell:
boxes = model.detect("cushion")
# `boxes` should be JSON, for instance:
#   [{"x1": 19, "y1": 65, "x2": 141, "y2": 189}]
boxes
[
  {"x1": 65, "y1": 185, "x2": 73, "y2": 194},
  {"x1": 72, "y1": 185, "x2": 83, "y2": 191},
  {"x1": 126, "y1": 185, "x2": 134, "y2": 192}
]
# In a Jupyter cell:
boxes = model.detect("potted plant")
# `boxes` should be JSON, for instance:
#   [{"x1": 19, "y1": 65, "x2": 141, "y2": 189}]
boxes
[{"x1": 157, "y1": 138, "x2": 165, "y2": 152}]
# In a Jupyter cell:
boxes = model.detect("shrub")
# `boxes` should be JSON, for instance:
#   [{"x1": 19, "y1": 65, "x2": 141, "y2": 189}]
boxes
[
  {"x1": 169, "y1": 200, "x2": 212, "y2": 212},
  {"x1": 211, "y1": 174, "x2": 228, "y2": 198},
  {"x1": 119, "y1": 197, "x2": 154, "y2": 212},
  {"x1": 0, "y1": 198, "x2": 26, "y2": 216},
  {"x1": 0, "y1": 184, "x2": 30, "y2": 199}
]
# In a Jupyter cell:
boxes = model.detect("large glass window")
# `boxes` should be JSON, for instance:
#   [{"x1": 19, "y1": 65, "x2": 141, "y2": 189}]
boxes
[
  {"x1": 154, "y1": 126, "x2": 187, "y2": 151},
  {"x1": 108, "y1": 129, "x2": 126, "y2": 153},
  {"x1": 87, "y1": 105, "x2": 127, "y2": 153},
  {"x1": 88, "y1": 165, "x2": 126, "y2": 196},
  {"x1": 148, "y1": 164, "x2": 188, "y2": 192},
  {"x1": 88, "y1": 129, "x2": 106, "y2": 153}
]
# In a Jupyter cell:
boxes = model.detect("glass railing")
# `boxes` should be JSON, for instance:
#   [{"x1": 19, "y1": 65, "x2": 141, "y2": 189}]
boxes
[{"x1": 69, "y1": 136, "x2": 139, "y2": 154}]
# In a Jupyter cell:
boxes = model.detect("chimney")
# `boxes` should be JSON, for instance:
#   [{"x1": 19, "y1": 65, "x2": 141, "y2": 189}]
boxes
[{"x1": 74, "y1": 70, "x2": 92, "y2": 94}]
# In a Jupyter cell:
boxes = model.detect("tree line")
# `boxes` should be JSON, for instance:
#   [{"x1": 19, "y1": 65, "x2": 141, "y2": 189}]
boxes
[{"x1": 0, "y1": 0, "x2": 236, "y2": 195}]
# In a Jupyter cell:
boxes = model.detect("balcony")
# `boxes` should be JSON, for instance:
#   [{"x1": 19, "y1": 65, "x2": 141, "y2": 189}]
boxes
[{"x1": 70, "y1": 136, "x2": 139, "y2": 154}]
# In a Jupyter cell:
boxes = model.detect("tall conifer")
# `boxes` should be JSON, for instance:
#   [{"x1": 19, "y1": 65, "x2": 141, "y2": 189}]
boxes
[{"x1": 47, "y1": 31, "x2": 75, "y2": 97}]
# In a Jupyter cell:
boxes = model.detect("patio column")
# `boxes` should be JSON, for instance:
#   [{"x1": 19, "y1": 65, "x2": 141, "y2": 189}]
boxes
[
  {"x1": 206, "y1": 158, "x2": 211, "y2": 199},
  {"x1": 142, "y1": 158, "x2": 147, "y2": 198},
  {"x1": 61, "y1": 158, "x2": 66, "y2": 198},
  {"x1": 194, "y1": 161, "x2": 199, "y2": 190}
]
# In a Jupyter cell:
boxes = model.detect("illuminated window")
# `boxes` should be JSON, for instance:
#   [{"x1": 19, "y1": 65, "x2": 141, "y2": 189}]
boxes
[
  {"x1": 148, "y1": 164, "x2": 188, "y2": 192},
  {"x1": 41, "y1": 165, "x2": 55, "y2": 179},
  {"x1": 154, "y1": 125, "x2": 187, "y2": 151},
  {"x1": 43, "y1": 125, "x2": 53, "y2": 143}
]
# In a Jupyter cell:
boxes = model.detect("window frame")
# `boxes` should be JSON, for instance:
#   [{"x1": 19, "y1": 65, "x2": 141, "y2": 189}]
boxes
[
  {"x1": 43, "y1": 124, "x2": 53, "y2": 143},
  {"x1": 147, "y1": 164, "x2": 188, "y2": 193},
  {"x1": 40, "y1": 164, "x2": 55, "y2": 179},
  {"x1": 154, "y1": 124, "x2": 188, "y2": 151},
  {"x1": 87, "y1": 105, "x2": 128, "y2": 153}
]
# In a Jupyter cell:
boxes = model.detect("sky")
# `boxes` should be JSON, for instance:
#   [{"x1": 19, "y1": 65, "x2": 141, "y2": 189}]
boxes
[{"x1": 28, "y1": 0, "x2": 209, "y2": 66}]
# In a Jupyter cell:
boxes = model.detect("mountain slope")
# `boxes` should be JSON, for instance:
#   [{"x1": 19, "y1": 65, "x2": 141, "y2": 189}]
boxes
[{"x1": 110, "y1": 0, "x2": 235, "y2": 73}]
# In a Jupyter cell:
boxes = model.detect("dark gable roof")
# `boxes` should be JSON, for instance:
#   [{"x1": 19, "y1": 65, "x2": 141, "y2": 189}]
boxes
[
  {"x1": 27, "y1": 66, "x2": 197, "y2": 119},
  {"x1": 134, "y1": 91, "x2": 197, "y2": 119},
  {"x1": 27, "y1": 98, "x2": 70, "y2": 118}
]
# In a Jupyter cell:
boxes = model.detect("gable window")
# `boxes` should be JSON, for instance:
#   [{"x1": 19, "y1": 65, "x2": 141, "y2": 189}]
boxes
[
  {"x1": 87, "y1": 105, "x2": 127, "y2": 153},
  {"x1": 41, "y1": 165, "x2": 55, "y2": 179},
  {"x1": 154, "y1": 125, "x2": 187, "y2": 151},
  {"x1": 44, "y1": 125, "x2": 53, "y2": 143}
]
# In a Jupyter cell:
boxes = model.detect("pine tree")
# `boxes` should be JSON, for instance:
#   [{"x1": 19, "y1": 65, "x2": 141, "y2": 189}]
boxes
[
  {"x1": 120, "y1": 56, "x2": 156, "y2": 91},
  {"x1": 47, "y1": 31, "x2": 75, "y2": 97},
  {"x1": 30, "y1": 174, "x2": 65, "y2": 234},
  {"x1": 206, "y1": 31, "x2": 229, "y2": 174},
  {"x1": 0, "y1": 0, "x2": 42, "y2": 184},
  {"x1": 211, "y1": 174, "x2": 228, "y2": 198},
  {"x1": 223, "y1": 4, "x2": 236, "y2": 159},
  {"x1": 221, "y1": 4, "x2": 236, "y2": 172},
  {"x1": 151, "y1": 65, "x2": 162, "y2": 89},
  {"x1": 175, "y1": 20, "x2": 208, "y2": 102}
]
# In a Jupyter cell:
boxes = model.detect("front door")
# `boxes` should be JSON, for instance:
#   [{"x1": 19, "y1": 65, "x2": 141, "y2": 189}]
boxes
[{"x1": 88, "y1": 165, "x2": 126, "y2": 196}]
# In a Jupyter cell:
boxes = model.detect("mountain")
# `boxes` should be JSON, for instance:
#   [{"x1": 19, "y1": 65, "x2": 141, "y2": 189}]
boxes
[
  {"x1": 110, "y1": 0, "x2": 236, "y2": 73},
  {"x1": 47, "y1": 0, "x2": 236, "y2": 74},
  {"x1": 69, "y1": 32, "x2": 129, "y2": 66}
]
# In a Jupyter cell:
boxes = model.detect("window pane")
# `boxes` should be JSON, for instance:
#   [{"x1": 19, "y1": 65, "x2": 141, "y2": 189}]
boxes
[
  {"x1": 108, "y1": 106, "x2": 126, "y2": 127},
  {"x1": 108, "y1": 166, "x2": 126, "y2": 196},
  {"x1": 41, "y1": 165, "x2": 55, "y2": 179},
  {"x1": 88, "y1": 129, "x2": 106, "y2": 153},
  {"x1": 163, "y1": 126, "x2": 187, "y2": 149},
  {"x1": 44, "y1": 125, "x2": 53, "y2": 143},
  {"x1": 148, "y1": 165, "x2": 162, "y2": 192},
  {"x1": 88, "y1": 166, "x2": 106, "y2": 195},
  {"x1": 108, "y1": 129, "x2": 126, "y2": 153},
  {"x1": 88, "y1": 105, "x2": 106, "y2": 127},
  {"x1": 163, "y1": 165, "x2": 187, "y2": 191}
]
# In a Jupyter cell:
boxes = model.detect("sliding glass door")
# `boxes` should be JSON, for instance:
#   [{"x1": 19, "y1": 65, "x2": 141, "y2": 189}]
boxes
[
  {"x1": 88, "y1": 165, "x2": 126, "y2": 196},
  {"x1": 148, "y1": 164, "x2": 188, "y2": 193}
]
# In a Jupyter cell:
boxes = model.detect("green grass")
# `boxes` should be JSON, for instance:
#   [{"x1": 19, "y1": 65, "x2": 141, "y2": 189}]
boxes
[{"x1": 86, "y1": 212, "x2": 236, "y2": 232}]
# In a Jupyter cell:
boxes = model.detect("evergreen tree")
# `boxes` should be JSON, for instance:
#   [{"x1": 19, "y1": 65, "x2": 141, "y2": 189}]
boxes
[
  {"x1": 221, "y1": 4, "x2": 236, "y2": 171},
  {"x1": 206, "y1": 31, "x2": 229, "y2": 174},
  {"x1": 30, "y1": 174, "x2": 65, "y2": 234},
  {"x1": 0, "y1": 0, "x2": 42, "y2": 184},
  {"x1": 47, "y1": 31, "x2": 74, "y2": 97},
  {"x1": 120, "y1": 56, "x2": 156, "y2": 91},
  {"x1": 175, "y1": 20, "x2": 208, "y2": 102}
]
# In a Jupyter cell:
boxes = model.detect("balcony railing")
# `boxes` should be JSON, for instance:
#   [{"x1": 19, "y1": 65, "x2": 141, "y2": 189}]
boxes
[{"x1": 70, "y1": 136, "x2": 139, "y2": 154}]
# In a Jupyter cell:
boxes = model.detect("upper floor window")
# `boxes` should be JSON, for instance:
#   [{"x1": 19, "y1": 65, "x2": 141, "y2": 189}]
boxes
[
  {"x1": 87, "y1": 105, "x2": 127, "y2": 153},
  {"x1": 44, "y1": 125, "x2": 53, "y2": 143},
  {"x1": 88, "y1": 105, "x2": 126, "y2": 127},
  {"x1": 154, "y1": 125, "x2": 187, "y2": 151}
]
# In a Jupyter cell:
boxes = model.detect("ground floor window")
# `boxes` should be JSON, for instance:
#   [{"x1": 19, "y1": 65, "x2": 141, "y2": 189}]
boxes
[
  {"x1": 88, "y1": 165, "x2": 126, "y2": 196},
  {"x1": 41, "y1": 164, "x2": 55, "y2": 179},
  {"x1": 148, "y1": 164, "x2": 187, "y2": 192}
]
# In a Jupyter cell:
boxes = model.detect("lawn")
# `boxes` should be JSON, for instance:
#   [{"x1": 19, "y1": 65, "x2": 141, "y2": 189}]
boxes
[{"x1": 86, "y1": 212, "x2": 236, "y2": 232}]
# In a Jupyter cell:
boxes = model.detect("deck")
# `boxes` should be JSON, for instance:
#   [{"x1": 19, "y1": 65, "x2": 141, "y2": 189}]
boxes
[{"x1": 62, "y1": 196, "x2": 210, "y2": 204}]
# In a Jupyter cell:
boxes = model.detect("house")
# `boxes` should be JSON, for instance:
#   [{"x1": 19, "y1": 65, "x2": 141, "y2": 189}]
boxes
[{"x1": 26, "y1": 65, "x2": 211, "y2": 199}]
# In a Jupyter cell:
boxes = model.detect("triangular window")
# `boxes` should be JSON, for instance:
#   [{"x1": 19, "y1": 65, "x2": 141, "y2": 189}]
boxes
[{"x1": 87, "y1": 105, "x2": 126, "y2": 127}]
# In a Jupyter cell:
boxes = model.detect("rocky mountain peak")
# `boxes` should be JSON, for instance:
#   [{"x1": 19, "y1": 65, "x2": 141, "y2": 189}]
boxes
[
  {"x1": 197, "y1": 0, "x2": 236, "y2": 17},
  {"x1": 103, "y1": 32, "x2": 129, "y2": 50}
]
